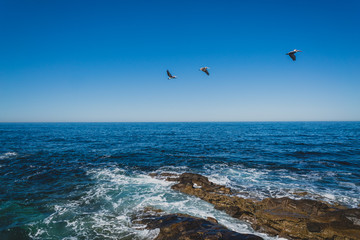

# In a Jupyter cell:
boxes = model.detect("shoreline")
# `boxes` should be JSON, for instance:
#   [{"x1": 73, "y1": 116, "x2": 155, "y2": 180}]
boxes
[{"x1": 148, "y1": 172, "x2": 360, "y2": 240}]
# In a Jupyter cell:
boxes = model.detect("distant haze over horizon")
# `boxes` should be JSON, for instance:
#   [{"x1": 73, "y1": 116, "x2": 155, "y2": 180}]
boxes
[{"x1": 1, "y1": 0, "x2": 359, "y2": 122}]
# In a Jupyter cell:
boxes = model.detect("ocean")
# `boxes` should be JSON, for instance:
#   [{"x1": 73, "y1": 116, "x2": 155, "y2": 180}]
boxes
[{"x1": 1, "y1": 122, "x2": 359, "y2": 239}]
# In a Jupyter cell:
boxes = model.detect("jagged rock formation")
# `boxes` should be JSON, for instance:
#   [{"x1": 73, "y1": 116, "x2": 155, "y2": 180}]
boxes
[
  {"x1": 154, "y1": 172, "x2": 360, "y2": 240},
  {"x1": 135, "y1": 211, "x2": 264, "y2": 240}
]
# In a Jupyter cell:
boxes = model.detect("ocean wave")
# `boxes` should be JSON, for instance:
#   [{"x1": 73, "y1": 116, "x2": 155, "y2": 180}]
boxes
[
  {"x1": 202, "y1": 163, "x2": 360, "y2": 208},
  {"x1": 0, "y1": 152, "x2": 17, "y2": 160},
  {"x1": 28, "y1": 167, "x2": 283, "y2": 240}
]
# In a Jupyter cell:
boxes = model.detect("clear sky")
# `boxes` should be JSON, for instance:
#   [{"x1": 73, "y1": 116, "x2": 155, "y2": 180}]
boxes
[{"x1": 1, "y1": 0, "x2": 359, "y2": 122}]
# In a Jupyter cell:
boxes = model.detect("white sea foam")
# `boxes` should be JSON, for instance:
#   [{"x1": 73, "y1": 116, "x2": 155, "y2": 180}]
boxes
[
  {"x1": 0, "y1": 151, "x2": 17, "y2": 160},
  {"x1": 29, "y1": 167, "x2": 284, "y2": 239},
  {"x1": 154, "y1": 164, "x2": 359, "y2": 208},
  {"x1": 30, "y1": 163, "x2": 359, "y2": 239},
  {"x1": 202, "y1": 163, "x2": 360, "y2": 208}
]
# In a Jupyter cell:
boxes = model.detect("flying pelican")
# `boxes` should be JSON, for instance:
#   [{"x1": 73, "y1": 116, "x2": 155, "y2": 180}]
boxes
[
  {"x1": 200, "y1": 67, "x2": 210, "y2": 75},
  {"x1": 167, "y1": 70, "x2": 176, "y2": 80},
  {"x1": 286, "y1": 49, "x2": 302, "y2": 61}
]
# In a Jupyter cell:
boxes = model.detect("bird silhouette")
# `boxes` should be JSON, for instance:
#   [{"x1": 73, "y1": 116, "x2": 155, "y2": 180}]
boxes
[
  {"x1": 286, "y1": 49, "x2": 302, "y2": 61},
  {"x1": 200, "y1": 67, "x2": 210, "y2": 75},
  {"x1": 167, "y1": 70, "x2": 177, "y2": 79}
]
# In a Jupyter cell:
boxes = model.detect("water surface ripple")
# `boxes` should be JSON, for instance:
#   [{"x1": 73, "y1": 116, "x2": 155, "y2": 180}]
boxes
[{"x1": 1, "y1": 122, "x2": 359, "y2": 239}]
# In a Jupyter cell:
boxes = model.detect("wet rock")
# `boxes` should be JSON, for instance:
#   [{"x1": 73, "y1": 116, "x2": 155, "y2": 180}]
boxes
[
  {"x1": 171, "y1": 173, "x2": 232, "y2": 195},
  {"x1": 159, "y1": 172, "x2": 179, "y2": 177},
  {"x1": 207, "y1": 217, "x2": 218, "y2": 224},
  {"x1": 143, "y1": 206, "x2": 165, "y2": 214},
  {"x1": 293, "y1": 191, "x2": 308, "y2": 197},
  {"x1": 137, "y1": 213, "x2": 263, "y2": 240},
  {"x1": 149, "y1": 173, "x2": 158, "y2": 177},
  {"x1": 170, "y1": 172, "x2": 360, "y2": 240},
  {"x1": 165, "y1": 177, "x2": 179, "y2": 182},
  {"x1": 306, "y1": 222, "x2": 323, "y2": 233}
]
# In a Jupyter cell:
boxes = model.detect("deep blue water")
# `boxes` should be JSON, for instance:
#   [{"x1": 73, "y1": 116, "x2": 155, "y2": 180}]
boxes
[{"x1": 1, "y1": 122, "x2": 360, "y2": 239}]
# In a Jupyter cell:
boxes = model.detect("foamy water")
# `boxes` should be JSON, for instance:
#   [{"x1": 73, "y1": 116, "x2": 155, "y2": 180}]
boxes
[
  {"x1": 202, "y1": 163, "x2": 360, "y2": 208},
  {"x1": 1, "y1": 122, "x2": 359, "y2": 239},
  {"x1": 29, "y1": 167, "x2": 285, "y2": 239},
  {"x1": 0, "y1": 151, "x2": 17, "y2": 160}
]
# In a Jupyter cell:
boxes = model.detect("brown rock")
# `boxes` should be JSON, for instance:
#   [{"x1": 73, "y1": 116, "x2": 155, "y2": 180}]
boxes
[
  {"x1": 170, "y1": 173, "x2": 360, "y2": 240},
  {"x1": 207, "y1": 217, "x2": 218, "y2": 224},
  {"x1": 159, "y1": 172, "x2": 179, "y2": 177},
  {"x1": 166, "y1": 177, "x2": 179, "y2": 182},
  {"x1": 293, "y1": 191, "x2": 308, "y2": 197},
  {"x1": 138, "y1": 213, "x2": 264, "y2": 240},
  {"x1": 143, "y1": 206, "x2": 164, "y2": 214}
]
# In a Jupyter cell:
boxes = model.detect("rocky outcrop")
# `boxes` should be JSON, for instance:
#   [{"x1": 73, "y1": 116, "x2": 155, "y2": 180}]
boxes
[
  {"x1": 135, "y1": 211, "x2": 263, "y2": 240},
  {"x1": 160, "y1": 173, "x2": 360, "y2": 240}
]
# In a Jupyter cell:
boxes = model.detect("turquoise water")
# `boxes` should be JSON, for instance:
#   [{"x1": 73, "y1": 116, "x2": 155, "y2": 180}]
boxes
[{"x1": 1, "y1": 122, "x2": 359, "y2": 239}]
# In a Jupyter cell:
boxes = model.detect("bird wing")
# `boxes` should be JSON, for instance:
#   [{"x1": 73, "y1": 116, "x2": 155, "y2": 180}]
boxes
[
  {"x1": 289, "y1": 53, "x2": 296, "y2": 61},
  {"x1": 167, "y1": 70, "x2": 173, "y2": 77},
  {"x1": 200, "y1": 67, "x2": 210, "y2": 75}
]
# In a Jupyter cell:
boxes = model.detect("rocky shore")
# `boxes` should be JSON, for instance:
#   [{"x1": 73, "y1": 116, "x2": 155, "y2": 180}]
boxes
[
  {"x1": 134, "y1": 209, "x2": 264, "y2": 240},
  {"x1": 148, "y1": 172, "x2": 360, "y2": 240}
]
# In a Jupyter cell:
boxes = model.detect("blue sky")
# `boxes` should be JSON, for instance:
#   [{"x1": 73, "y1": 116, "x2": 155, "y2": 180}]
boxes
[{"x1": 1, "y1": 0, "x2": 359, "y2": 122}]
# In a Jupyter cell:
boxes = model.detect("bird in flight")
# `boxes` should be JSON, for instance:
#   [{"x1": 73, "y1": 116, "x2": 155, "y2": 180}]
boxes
[
  {"x1": 286, "y1": 49, "x2": 302, "y2": 61},
  {"x1": 167, "y1": 70, "x2": 176, "y2": 80},
  {"x1": 200, "y1": 67, "x2": 210, "y2": 75}
]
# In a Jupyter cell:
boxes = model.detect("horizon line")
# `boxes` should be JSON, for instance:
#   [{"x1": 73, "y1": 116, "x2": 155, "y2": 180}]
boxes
[{"x1": 1, "y1": 120, "x2": 359, "y2": 123}]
